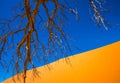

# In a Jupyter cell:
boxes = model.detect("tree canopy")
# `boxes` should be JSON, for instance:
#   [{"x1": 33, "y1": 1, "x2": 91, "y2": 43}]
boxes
[{"x1": 0, "y1": 0, "x2": 111, "y2": 83}]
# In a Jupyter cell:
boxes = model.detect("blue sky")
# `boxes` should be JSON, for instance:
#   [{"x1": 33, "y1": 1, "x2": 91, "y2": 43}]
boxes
[{"x1": 0, "y1": 0, "x2": 120, "y2": 82}]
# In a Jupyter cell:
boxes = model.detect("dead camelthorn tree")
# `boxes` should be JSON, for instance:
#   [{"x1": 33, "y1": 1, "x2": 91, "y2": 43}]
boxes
[{"x1": 0, "y1": 0, "x2": 109, "y2": 83}]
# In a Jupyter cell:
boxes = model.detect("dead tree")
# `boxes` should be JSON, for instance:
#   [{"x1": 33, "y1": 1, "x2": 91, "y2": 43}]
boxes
[{"x1": 0, "y1": 0, "x2": 109, "y2": 83}]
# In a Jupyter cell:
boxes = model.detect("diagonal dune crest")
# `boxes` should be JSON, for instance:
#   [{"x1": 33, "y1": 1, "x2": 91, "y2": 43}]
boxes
[{"x1": 2, "y1": 41, "x2": 120, "y2": 83}]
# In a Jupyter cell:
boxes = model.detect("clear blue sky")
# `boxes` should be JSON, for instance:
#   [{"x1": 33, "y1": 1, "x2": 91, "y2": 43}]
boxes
[{"x1": 0, "y1": 0, "x2": 120, "y2": 82}]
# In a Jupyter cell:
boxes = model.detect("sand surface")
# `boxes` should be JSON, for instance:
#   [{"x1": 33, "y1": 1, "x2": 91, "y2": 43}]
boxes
[{"x1": 3, "y1": 41, "x2": 120, "y2": 83}]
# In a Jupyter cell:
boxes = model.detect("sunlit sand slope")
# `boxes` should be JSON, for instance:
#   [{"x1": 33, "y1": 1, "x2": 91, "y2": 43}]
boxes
[{"x1": 3, "y1": 41, "x2": 120, "y2": 83}]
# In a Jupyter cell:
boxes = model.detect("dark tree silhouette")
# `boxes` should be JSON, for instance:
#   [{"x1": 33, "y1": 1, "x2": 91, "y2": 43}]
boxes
[{"x1": 0, "y1": 0, "x2": 108, "y2": 83}]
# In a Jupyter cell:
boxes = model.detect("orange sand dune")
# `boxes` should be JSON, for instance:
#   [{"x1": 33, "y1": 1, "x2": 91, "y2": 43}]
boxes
[{"x1": 3, "y1": 41, "x2": 120, "y2": 83}]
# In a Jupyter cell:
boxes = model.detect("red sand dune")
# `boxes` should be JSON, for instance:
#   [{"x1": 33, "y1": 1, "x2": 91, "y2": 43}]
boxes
[{"x1": 2, "y1": 41, "x2": 120, "y2": 83}]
